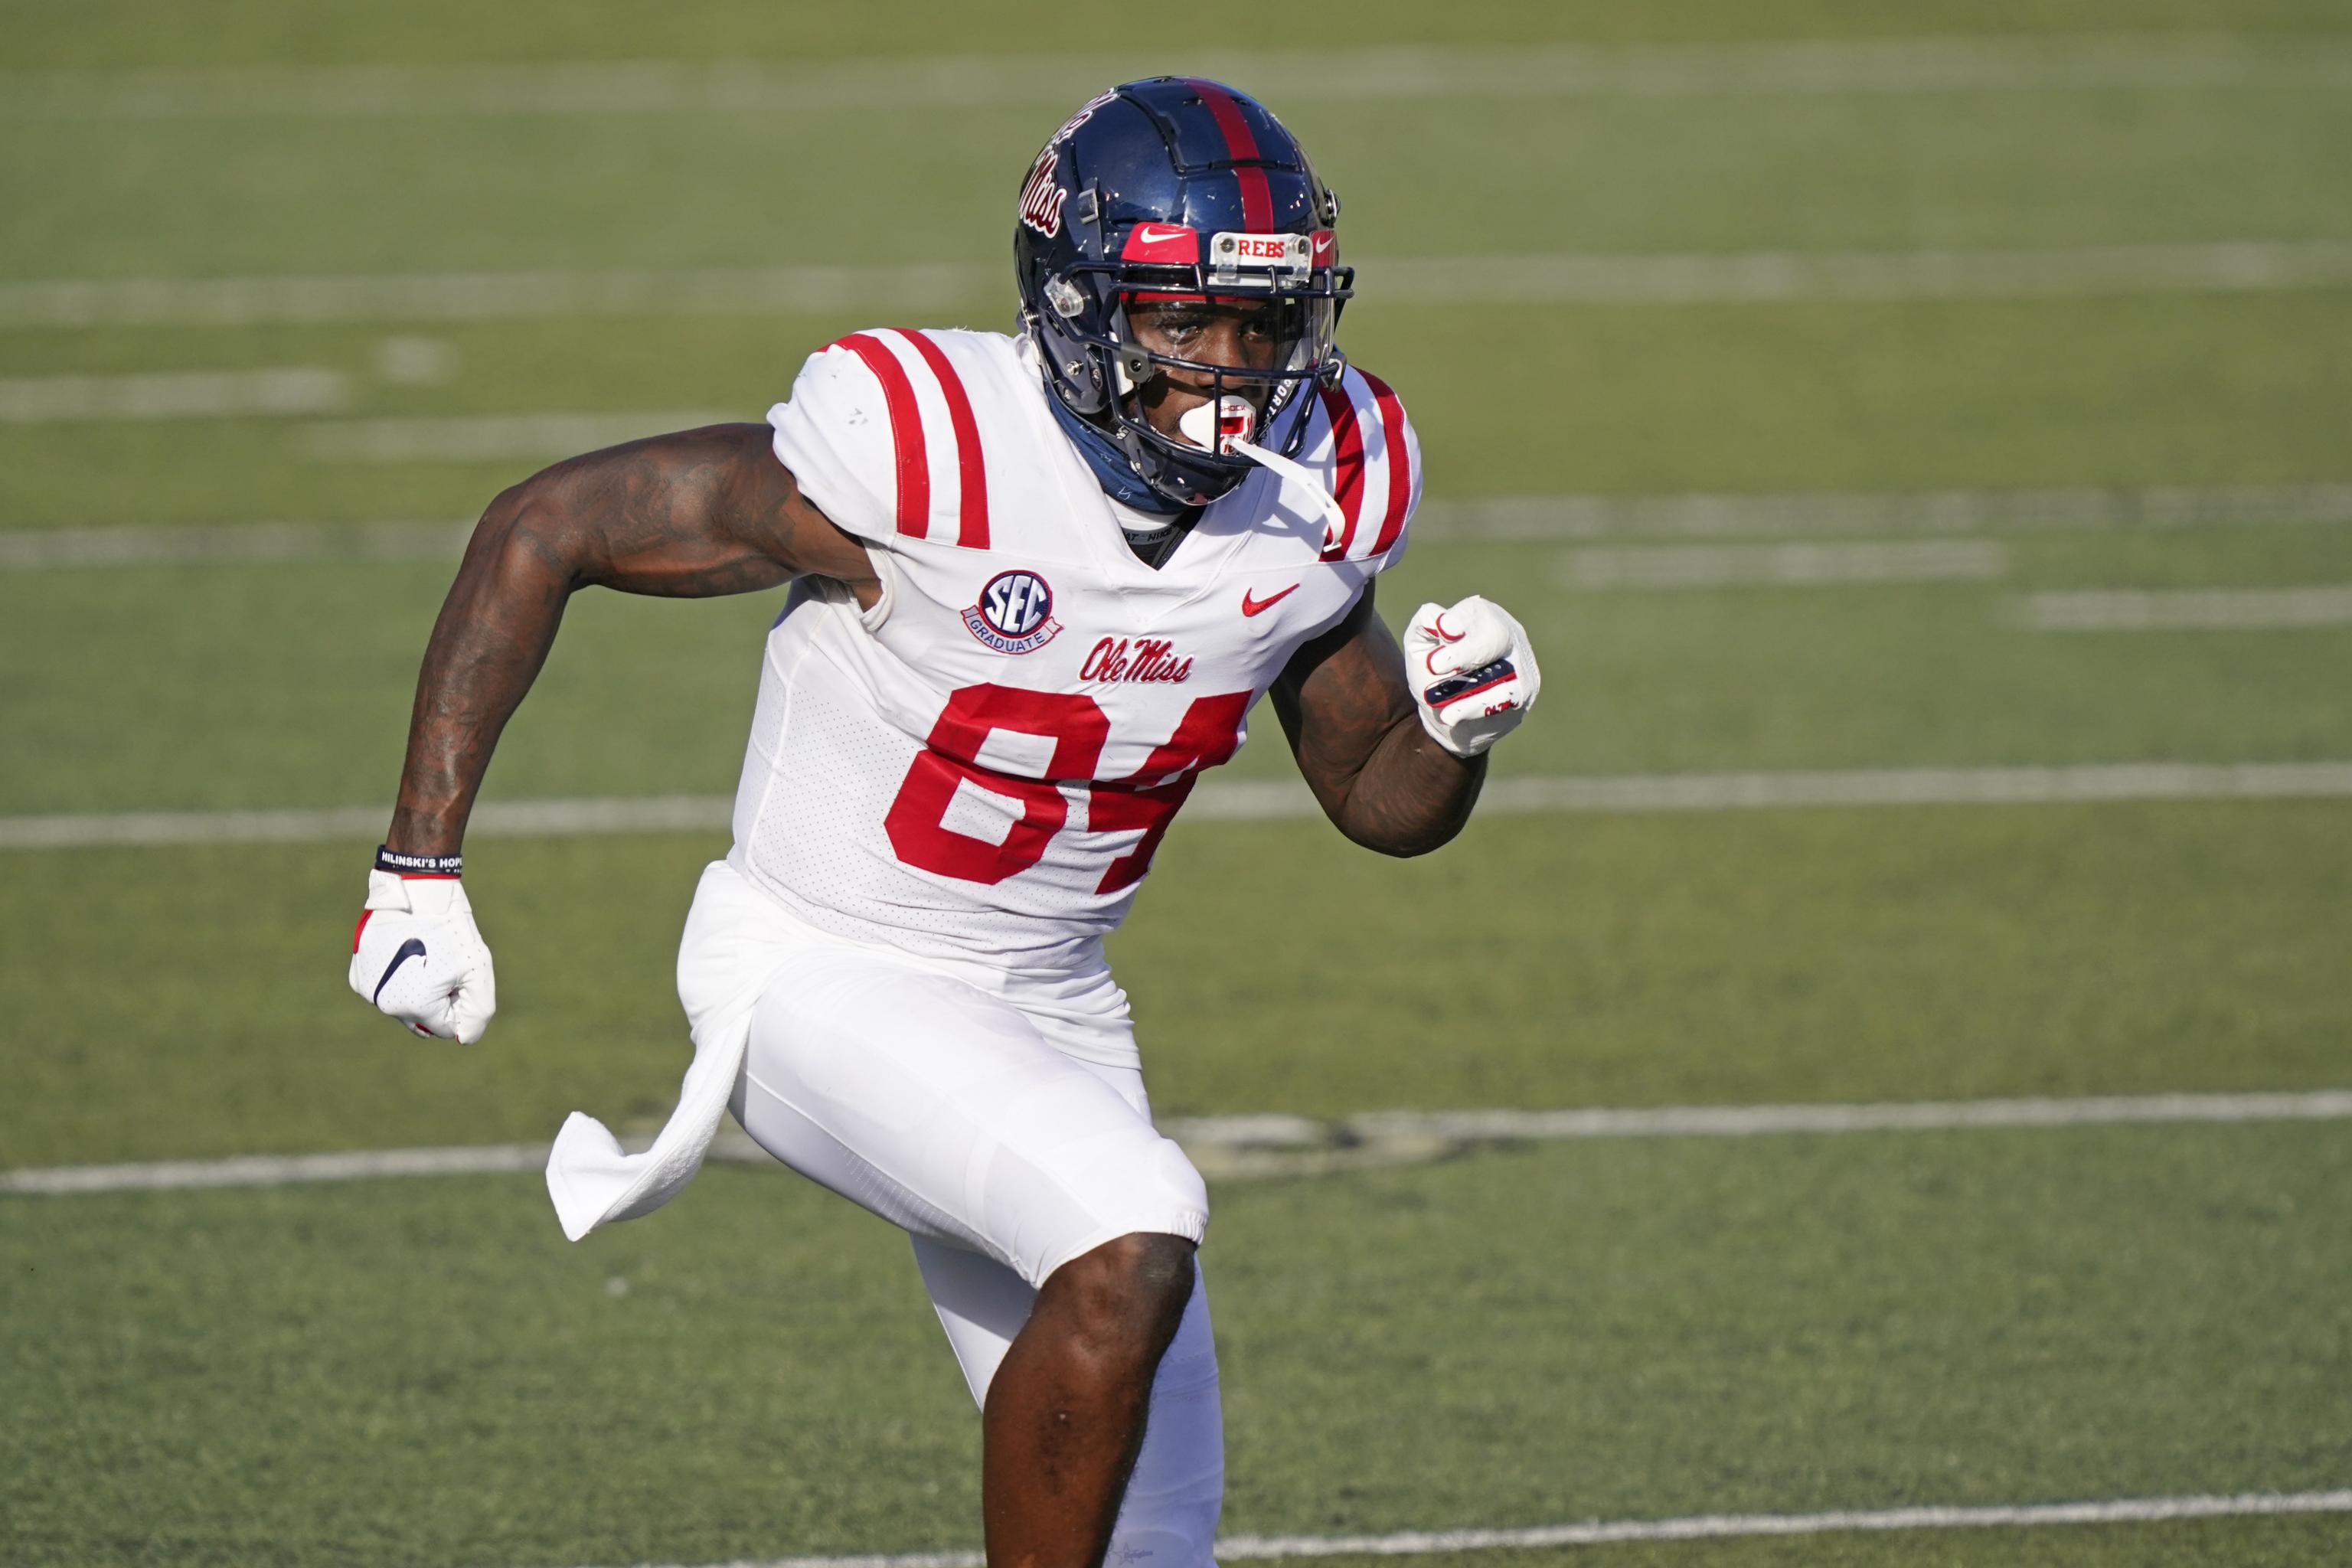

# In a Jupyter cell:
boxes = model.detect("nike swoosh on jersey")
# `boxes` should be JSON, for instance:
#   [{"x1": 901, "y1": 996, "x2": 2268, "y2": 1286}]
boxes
[
  {"x1": 1241, "y1": 583, "x2": 1301, "y2": 616},
  {"x1": 373, "y1": 938, "x2": 428, "y2": 1003}
]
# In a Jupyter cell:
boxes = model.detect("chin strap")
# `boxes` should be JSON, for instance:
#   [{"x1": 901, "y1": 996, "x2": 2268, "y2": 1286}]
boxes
[
  {"x1": 1229, "y1": 436, "x2": 1349, "y2": 553},
  {"x1": 1179, "y1": 389, "x2": 1350, "y2": 552},
  {"x1": 1039, "y1": 363, "x2": 1194, "y2": 517}
]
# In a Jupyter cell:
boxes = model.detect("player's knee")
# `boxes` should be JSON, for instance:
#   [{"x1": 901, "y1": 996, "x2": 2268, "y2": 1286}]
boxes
[{"x1": 1046, "y1": 1230, "x2": 1197, "y2": 1368}]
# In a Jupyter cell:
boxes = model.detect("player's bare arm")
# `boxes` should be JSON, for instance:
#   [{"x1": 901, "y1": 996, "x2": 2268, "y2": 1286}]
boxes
[
  {"x1": 1272, "y1": 588, "x2": 1485, "y2": 856},
  {"x1": 353, "y1": 423, "x2": 868, "y2": 1044},
  {"x1": 386, "y1": 423, "x2": 874, "y2": 858}
]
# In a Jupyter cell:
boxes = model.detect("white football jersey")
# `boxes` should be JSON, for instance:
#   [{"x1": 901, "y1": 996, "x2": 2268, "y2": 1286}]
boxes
[{"x1": 731, "y1": 327, "x2": 1420, "y2": 975}]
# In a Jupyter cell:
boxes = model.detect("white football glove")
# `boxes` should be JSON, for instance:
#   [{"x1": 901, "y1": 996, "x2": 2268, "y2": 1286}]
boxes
[
  {"x1": 1400, "y1": 596, "x2": 1540, "y2": 758},
  {"x1": 349, "y1": 869, "x2": 497, "y2": 1044}
]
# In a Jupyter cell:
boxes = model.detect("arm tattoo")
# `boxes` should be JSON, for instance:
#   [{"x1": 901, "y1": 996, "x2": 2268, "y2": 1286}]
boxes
[
  {"x1": 384, "y1": 423, "x2": 871, "y2": 856},
  {"x1": 1272, "y1": 588, "x2": 1486, "y2": 858}
]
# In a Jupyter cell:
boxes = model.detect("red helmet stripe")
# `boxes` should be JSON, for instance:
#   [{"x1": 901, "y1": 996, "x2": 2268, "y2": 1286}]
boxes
[
  {"x1": 904, "y1": 332, "x2": 991, "y2": 550},
  {"x1": 1317, "y1": 384, "x2": 1367, "y2": 560},
  {"x1": 1184, "y1": 79, "x2": 1275, "y2": 231},
  {"x1": 1359, "y1": 370, "x2": 1413, "y2": 556},
  {"x1": 832, "y1": 333, "x2": 930, "y2": 537}
]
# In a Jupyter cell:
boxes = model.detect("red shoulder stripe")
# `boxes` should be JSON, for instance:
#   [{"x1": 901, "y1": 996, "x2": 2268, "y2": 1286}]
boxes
[
  {"x1": 1184, "y1": 79, "x2": 1275, "y2": 231},
  {"x1": 1359, "y1": 370, "x2": 1413, "y2": 556},
  {"x1": 902, "y1": 332, "x2": 991, "y2": 550},
  {"x1": 1317, "y1": 384, "x2": 1367, "y2": 560},
  {"x1": 832, "y1": 333, "x2": 928, "y2": 537}
]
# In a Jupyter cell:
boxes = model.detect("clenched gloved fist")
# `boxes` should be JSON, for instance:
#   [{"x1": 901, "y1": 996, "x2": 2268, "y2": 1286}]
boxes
[
  {"x1": 1400, "y1": 596, "x2": 1540, "y2": 758},
  {"x1": 349, "y1": 850, "x2": 497, "y2": 1044}
]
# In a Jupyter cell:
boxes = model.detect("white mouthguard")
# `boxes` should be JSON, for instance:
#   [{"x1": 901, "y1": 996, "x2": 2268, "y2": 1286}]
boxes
[{"x1": 1177, "y1": 394, "x2": 1256, "y2": 455}]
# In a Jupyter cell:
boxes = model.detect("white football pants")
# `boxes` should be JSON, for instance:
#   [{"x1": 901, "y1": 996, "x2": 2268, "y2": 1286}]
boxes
[
  {"x1": 716, "y1": 894, "x2": 1223, "y2": 1566},
  {"x1": 913, "y1": 1238, "x2": 1224, "y2": 1568}
]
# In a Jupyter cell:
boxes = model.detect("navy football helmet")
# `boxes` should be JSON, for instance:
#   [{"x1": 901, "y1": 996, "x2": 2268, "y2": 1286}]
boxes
[{"x1": 1014, "y1": 78, "x2": 1352, "y2": 508}]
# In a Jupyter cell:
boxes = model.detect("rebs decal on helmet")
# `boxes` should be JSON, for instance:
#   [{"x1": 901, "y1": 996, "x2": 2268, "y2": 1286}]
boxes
[{"x1": 963, "y1": 570, "x2": 1064, "y2": 655}]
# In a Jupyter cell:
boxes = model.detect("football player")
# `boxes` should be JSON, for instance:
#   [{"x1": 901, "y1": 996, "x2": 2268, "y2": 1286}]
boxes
[{"x1": 351, "y1": 77, "x2": 1539, "y2": 1568}]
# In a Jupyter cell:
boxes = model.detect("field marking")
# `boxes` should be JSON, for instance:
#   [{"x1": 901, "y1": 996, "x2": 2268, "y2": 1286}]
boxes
[
  {"x1": 1557, "y1": 539, "x2": 2007, "y2": 590},
  {"x1": 8, "y1": 763, "x2": 2352, "y2": 852},
  {"x1": 2025, "y1": 585, "x2": 2352, "y2": 630},
  {"x1": 374, "y1": 334, "x2": 461, "y2": 386},
  {"x1": 1209, "y1": 1491, "x2": 2352, "y2": 1562},
  {"x1": 6, "y1": 1089, "x2": 2349, "y2": 1197},
  {"x1": 1400, "y1": 240, "x2": 2352, "y2": 305},
  {"x1": 0, "y1": 265, "x2": 996, "y2": 328},
  {"x1": 1418, "y1": 482, "x2": 2352, "y2": 541},
  {"x1": 1346, "y1": 1090, "x2": 2352, "y2": 1145},
  {"x1": 556, "y1": 1489, "x2": 2352, "y2": 1567},
  {"x1": 0, "y1": 794, "x2": 727, "y2": 851},
  {"x1": 11, "y1": 241, "x2": 2352, "y2": 330},
  {"x1": 1462, "y1": 763, "x2": 2352, "y2": 815},
  {"x1": 0, "y1": 519, "x2": 475, "y2": 569},
  {"x1": 300, "y1": 410, "x2": 738, "y2": 462},
  {"x1": 2, "y1": 1145, "x2": 557, "y2": 1194},
  {"x1": 8, "y1": 484, "x2": 2350, "y2": 570},
  {"x1": 7, "y1": 36, "x2": 2352, "y2": 120},
  {"x1": 0, "y1": 368, "x2": 348, "y2": 423}
]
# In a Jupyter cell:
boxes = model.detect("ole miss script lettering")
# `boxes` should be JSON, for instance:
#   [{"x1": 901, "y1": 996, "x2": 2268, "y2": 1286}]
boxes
[{"x1": 1081, "y1": 637, "x2": 1193, "y2": 684}]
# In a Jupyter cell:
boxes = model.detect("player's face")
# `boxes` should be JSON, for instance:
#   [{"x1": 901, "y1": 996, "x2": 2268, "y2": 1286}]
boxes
[{"x1": 1122, "y1": 296, "x2": 1289, "y2": 441}]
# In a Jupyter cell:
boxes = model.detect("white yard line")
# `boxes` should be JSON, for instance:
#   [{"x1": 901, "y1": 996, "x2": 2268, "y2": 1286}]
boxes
[
  {"x1": 300, "y1": 410, "x2": 738, "y2": 462},
  {"x1": 8, "y1": 485, "x2": 2350, "y2": 569},
  {"x1": 1395, "y1": 241, "x2": 2352, "y2": 305},
  {"x1": 1348, "y1": 1090, "x2": 2352, "y2": 1145},
  {"x1": 1416, "y1": 483, "x2": 2352, "y2": 541},
  {"x1": 6, "y1": 36, "x2": 2350, "y2": 120},
  {"x1": 562, "y1": 1489, "x2": 2352, "y2": 1567},
  {"x1": 0, "y1": 793, "x2": 730, "y2": 851},
  {"x1": 1557, "y1": 539, "x2": 2007, "y2": 589},
  {"x1": 1464, "y1": 763, "x2": 2352, "y2": 813},
  {"x1": 5, "y1": 1090, "x2": 2348, "y2": 1197},
  {"x1": 1207, "y1": 1491, "x2": 2352, "y2": 1560},
  {"x1": 0, "y1": 368, "x2": 348, "y2": 423},
  {"x1": 7, "y1": 763, "x2": 2351, "y2": 852},
  {"x1": 11, "y1": 241, "x2": 2352, "y2": 330},
  {"x1": 5, "y1": 1145, "x2": 555, "y2": 1195},
  {"x1": 2024, "y1": 585, "x2": 2352, "y2": 630},
  {"x1": 0, "y1": 265, "x2": 997, "y2": 328},
  {"x1": 0, "y1": 519, "x2": 472, "y2": 568}
]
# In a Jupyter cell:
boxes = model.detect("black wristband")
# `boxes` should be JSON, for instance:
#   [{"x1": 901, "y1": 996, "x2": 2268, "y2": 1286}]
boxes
[{"x1": 376, "y1": 844, "x2": 462, "y2": 877}]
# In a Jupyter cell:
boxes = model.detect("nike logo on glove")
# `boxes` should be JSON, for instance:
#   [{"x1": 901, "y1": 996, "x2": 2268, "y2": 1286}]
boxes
[
  {"x1": 373, "y1": 938, "x2": 427, "y2": 1003},
  {"x1": 1242, "y1": 583, "x2": 1300, "y2": 617}
]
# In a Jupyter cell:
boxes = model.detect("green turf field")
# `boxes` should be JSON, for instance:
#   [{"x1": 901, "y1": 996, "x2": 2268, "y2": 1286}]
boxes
[{"x1": 5, "y1": 1, "x2": 2350, "y2": 1564}]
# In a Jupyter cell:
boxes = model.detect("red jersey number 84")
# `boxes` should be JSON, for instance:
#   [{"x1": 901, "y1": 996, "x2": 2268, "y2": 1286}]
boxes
[{"x1": 884, "y1": 683, "x2": 1250, "y2": 893}]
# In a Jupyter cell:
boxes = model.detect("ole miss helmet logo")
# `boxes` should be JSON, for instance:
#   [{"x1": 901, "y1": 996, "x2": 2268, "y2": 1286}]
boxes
[
  {"x1": 963, "y1": 570, "x2": 1063, "y2": 655},
  {"x1": 1018, "y1": 149, "x2": 1067, "y2": 238}
]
